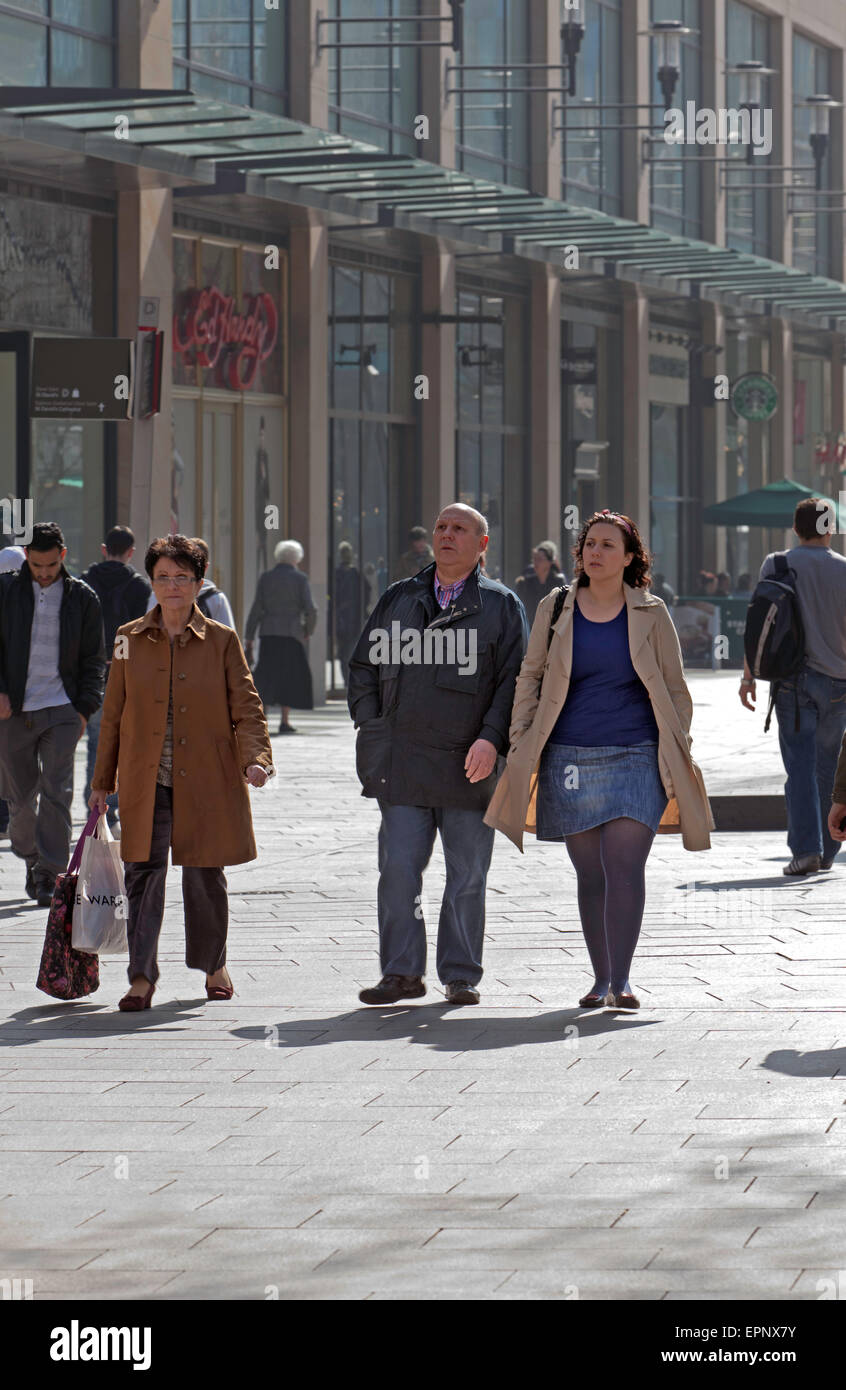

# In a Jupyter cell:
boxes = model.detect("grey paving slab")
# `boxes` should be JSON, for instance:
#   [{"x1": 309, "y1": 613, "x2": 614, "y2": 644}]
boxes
[{"x1": 1, "y1": 692, "x2": 846, "y2": 1301}]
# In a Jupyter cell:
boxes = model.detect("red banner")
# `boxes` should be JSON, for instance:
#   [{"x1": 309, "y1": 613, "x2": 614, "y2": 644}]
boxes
[{"x1": 173, "y1": 285, "x2": 279, "y2": 390}]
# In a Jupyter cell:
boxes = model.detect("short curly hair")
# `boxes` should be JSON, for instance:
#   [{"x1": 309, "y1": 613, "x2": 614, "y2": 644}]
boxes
[
  {"x1": 572, "y1": 510, "x2": 652, "y2": 589},
  {"x1": 145, "y1": 534, "x2": 205, "y2": 583}
]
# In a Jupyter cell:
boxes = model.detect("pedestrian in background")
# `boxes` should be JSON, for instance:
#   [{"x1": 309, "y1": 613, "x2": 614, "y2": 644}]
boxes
[
  {"x1": 81, "y1": 525, "x2": 152, "y2": 826},
  {"x1": 486, "y1": 509, "x2": 712, "y2": 1011},
  {"x1": 0, "y1": 531, "x2": 24, "y2": 840},
  {"x1": 333, "y1": 541, "x2": 369, "y2": 685},
  {"x1": 244, "y1": 539, "x2": 317, "y2": 734},
  {"x1": 89, "y1": 534, "x2": 274, "y2": 1011},
  {"x1": 740, "y1": 497, "x2": 846, "y2": 876},
  {"x1": 395, "y1": 526, "x2": 434, "y2": 580},
  {"x1": 348, "y1": 502, "x2": 528, "y2": 1007},
  {"x1": 514, "y1": 541, "x2": 567, "y2": 625},
  {"x1": 0, "y1": 522, "x2": 105, "y2": 906}
]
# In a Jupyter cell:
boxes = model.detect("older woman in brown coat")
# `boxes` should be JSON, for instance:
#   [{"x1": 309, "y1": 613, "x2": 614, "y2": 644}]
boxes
[{"x1": 90, "y1": 535, "x2": 274, "y2": 1012}]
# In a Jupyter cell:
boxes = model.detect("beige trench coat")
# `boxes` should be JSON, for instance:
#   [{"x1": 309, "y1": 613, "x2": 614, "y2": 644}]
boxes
[
  {"x1": 484, "y1": 583, "x2": 714, "y2": 852},
  {"x1": 91, "y1": 605, "x2": 273, "y2": 866}
]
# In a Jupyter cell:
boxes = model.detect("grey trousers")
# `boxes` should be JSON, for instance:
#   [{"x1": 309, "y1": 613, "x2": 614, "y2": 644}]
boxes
[
  {"x1": 123, "y1": 781, "x2": 229, "y2": 986},
  {"x1": 0, "y1": 704, "x2": 82, "y2": 884},
  {"x1": 376, "y1": 801, "x2": 495, "y2": 986}
]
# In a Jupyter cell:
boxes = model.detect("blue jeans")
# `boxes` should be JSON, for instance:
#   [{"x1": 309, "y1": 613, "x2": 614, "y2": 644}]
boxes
[
  {"x1": 85, "y1": 704, "x2": 118, "y2": 817},
  {"x1": 376, "y1": 802, "x2": 495, "y2": 985},
  {"x1": 775, "y1": 666, "x2": 846, "y2": 863}
]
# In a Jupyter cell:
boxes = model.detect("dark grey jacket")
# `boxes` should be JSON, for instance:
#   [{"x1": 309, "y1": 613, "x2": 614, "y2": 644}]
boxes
[
  {"x1": 347, "y1": 562, "x2": 528, "y2": 811},
  {"x1": 245, "y1": 563, "x2": 318, "y2": 642},
  {"x1": 0, "y1": 564, "x2": 106, "y2": 718}
]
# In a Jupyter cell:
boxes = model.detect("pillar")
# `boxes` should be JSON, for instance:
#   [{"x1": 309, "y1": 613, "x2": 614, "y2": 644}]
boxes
[{"x1": 288, "y1": 223, "x2": 330, "y2": 703}]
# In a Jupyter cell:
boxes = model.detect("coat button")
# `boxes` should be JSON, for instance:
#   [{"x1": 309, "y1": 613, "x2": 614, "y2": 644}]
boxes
[
  {"x1": 179, "y1": 705, "x2": 187, "y2": 713},
  {"x1": 177, "y1": 672, "x2": 186, "y2": 679},
  {"x1": 179, "y1": 737, "x2": 186, "y2": 745},
  {"x1": 179, "y1": 769, "x2": 187, "y2": 777}
]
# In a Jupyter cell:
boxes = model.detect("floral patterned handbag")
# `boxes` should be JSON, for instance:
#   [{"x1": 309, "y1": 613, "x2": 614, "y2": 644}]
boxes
[{"x1": 36, "y1": 808, "x2": 102, "y2": 1000}]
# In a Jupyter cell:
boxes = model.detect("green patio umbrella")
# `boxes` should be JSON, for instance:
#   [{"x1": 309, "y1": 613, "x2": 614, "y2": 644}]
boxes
[{"x1": 702, "y1": 477, "x2": 846, "y2": 529}]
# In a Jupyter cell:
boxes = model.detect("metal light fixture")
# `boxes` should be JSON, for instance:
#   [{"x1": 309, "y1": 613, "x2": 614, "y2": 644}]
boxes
[
  {"x1": 725, "y1": 61, "x2": 777, "y2": 163},
  {"x1": 561, "y1": 0, "x2": 585, "y2": 98},
  {"x1": 640, "y1": 19, "x2": 698, "y2": 108},
  {"x1": 337, "y1": 343, "x2": 380, "y2": 376},
  {"x1": 799, "y1": 94, "x2": 842, "y2": 190}
]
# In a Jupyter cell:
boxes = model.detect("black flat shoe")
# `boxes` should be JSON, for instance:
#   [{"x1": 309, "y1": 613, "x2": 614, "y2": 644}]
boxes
[
  {"x1": 579, "y1": 990, "x2": 609, "y2": 1008},
  {"x1": 445, "y1": 980, "x2": 480, "y2": 1005},
  {"x1": 359, "y1": 974, "x2": 426, "y2": 1005}
]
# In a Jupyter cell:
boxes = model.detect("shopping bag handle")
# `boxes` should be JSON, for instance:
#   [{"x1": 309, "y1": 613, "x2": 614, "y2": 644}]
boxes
[{"x1": 68, "y1": 807, "x2": 102, "y2": 874}]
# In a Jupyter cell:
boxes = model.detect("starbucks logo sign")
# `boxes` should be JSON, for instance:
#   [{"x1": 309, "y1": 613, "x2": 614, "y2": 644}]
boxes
[{"x1": 731, "y1": 372, "x2": 779, "y2": 422}]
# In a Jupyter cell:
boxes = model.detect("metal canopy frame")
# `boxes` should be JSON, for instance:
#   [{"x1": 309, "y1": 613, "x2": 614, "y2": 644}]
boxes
[{"x1": 2, "y1": 91, "x2": 845, "y2": 328}]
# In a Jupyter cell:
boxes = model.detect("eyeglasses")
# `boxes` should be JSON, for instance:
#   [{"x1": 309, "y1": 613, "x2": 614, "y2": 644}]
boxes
[{"x1": 152, "y1": 574, "x2": 195, "y2": 588}]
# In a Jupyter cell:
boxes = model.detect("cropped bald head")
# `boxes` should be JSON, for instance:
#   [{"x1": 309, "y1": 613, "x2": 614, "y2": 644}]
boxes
[
  {"x1": 434, "y1": 503, "x2": 489, "y2": 537},
  {"x1": 432, "y1": 502, "x2": 489, "y2": 582}
]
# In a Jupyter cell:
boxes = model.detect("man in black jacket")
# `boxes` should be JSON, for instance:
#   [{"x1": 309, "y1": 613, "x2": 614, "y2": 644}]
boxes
[
  {"x1": 81, "y1": 525, "x2": 151, "y2": 823},
  {"x1": 348, "y1": 503, "x2": 528, "y2": 1006},
  {"x1": 0, "y1": 522, "x2": 105, "y2": 905}
]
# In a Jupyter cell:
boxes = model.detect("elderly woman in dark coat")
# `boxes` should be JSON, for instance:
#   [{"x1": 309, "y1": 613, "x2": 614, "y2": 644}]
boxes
[
  {"x1": 244, "y1": 539, "x2": 318, "y2": 734},
  {"x1": 89, "y1": 534, "x2": 274, "y2": 1012}
]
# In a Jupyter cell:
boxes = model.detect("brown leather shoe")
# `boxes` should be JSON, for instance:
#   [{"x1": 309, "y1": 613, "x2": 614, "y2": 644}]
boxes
[
  {"x1": 579, "y1": 990, "x2": 609, "y2": 1008},
  {"x1": 606, "y1": 990, "x2": 640, "y2": 1010}
]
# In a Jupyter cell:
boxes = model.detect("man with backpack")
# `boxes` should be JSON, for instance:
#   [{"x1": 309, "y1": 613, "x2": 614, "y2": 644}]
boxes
[
  {"x1": 740, "y1": 497, "x2": 846, "y2": 876},
  {"x1": 81, "y1": 526, "x2": 152, "y2": 825}
]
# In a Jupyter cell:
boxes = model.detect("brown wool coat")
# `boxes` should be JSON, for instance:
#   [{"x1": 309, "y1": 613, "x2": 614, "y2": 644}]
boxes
[
  {"x1": 91, "y1": 605, "x2": 273, "y2": 867},
  {"x1": 484, "y1": 583, "x2": 714, "y2": 852}
]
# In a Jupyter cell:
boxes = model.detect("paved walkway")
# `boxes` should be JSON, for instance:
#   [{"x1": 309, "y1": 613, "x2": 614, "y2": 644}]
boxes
[{"x1": 1, "y1": 680, "x2": 844, "y2": 1301}]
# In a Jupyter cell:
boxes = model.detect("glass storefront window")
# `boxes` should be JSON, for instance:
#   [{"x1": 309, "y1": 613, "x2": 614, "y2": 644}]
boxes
[
  {"x1": 650, "y1": 0, "x2": 702, "y2": 239},
  {"x1": 561, "y1": 0, "x2": 622, "y2": 216},
  {"x1": 328, "y1": 256, "x2": 420, "y2": 690},
  {"x1": 328, "y1": 0, "x2": 420, "y2": 155},
  {"x1": 725, "y1": 1, "x2": 772, "y2": 257},
  {"x1": 649, "y1": 402, "x2": 684, "y2": 594},
  {"x1": 793, "y1": 35, "x2": 832, "y2": 276},
  {"x1": 172, "y1": 233, "x2": 288, "y2": 628},
  {"x1": 456, "y1": 285, "x2": 527, "y2": 585},
  {"x1": 456, "y1": 0, "x2": 530, "y2": 188},
  {"x1": 793, "y1": 352, "x2": 832, "y2": 491},
  {"x1": 0, "y1": 1, "x2": 114, "y2": 85},
  {"x1": 31, "y1": 417, "x2": 103, "y2": 577},
  {"x1": 173, "y1": 0, "x2": 287, "y2": 112},
  {"x1": 561, "y1": 317, "x2": 622, "y2": 544}
]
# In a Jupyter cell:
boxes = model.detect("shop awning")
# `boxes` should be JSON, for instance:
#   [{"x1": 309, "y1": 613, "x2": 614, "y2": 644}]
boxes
[
  {"x1": 3, "y1": 91, "x2": 846, "y2": 328},
  {"x1": 702, "y1": 479, "x2": 846, "y2": 528}
]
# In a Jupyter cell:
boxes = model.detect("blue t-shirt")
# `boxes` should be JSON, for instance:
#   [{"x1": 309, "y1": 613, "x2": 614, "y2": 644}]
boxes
[{"x1": 548, "y1": 604, "x2": 659, "y2": 747}]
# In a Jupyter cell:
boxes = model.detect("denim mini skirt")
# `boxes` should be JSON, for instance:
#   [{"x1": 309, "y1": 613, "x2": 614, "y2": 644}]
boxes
[{"x1": 536, "y1": 741, "x2": 668, "y2": 839}]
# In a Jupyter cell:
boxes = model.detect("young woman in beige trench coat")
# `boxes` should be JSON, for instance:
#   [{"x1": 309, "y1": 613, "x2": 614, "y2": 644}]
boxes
[
  {"x1": 485, "y1": 510, "x2": 713, "y2": 1011},
  {"x1": 90, "y1": 535, "x2": 274, "y2": 1012}
]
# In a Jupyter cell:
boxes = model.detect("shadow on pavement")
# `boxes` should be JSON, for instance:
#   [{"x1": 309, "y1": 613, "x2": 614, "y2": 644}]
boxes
[
  {"x1": 232, "y1": 1003, "x2": 659, "y2": 1052},
  {"x1": 0, "y1": 997, "x2": 212, "y2": 1045},
  {"x1": 760, "y1": 1047, "x2": 846, "y2": 1078}
]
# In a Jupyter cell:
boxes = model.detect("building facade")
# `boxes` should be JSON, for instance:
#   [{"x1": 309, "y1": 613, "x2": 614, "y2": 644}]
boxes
[{"x1": 1, "y1": 0, "x2": 846, "y2": 692}]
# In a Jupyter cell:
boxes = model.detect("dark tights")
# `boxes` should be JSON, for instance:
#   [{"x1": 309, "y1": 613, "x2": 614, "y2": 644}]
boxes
[{"x1": 564, "y1": 817, "x2": 656, "y2": 995}]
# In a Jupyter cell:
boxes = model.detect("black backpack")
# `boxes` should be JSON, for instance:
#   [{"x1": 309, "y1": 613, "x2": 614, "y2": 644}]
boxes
[
  {"x1": 197, "y1": 583, "x2": 219, "y2": 618},
  {"x1": 743, "y1": 553, "x2": 805, "y2": 731}
]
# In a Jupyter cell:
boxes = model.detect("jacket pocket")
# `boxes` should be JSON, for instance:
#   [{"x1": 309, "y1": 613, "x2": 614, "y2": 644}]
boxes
[
  {"x1": 355, "y1": 716, "x2": 391, "y2": 795},
  {"x1": 432, "y1": 641, "x2": 487, "y2": 694},
  {"x1": 216, "y1": 736, "x2": 241, "y2": 783}
]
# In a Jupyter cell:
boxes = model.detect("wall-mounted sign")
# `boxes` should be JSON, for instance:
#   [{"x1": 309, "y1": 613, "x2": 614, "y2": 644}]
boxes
[
  {"x1": 561, "y1": 346, "x2": 597, "y2": 386},
  {"x1": 30, "y1": 337, "x2": 133, "y2": 420},
  {"x1": 134, "y1": 328, "x2": 164, "y2": 418},
  {"x1": 731, "y1": 372, "x2": 779, "y2": 422},
  {"x1": 173, "y1": 285, "x2": 279, "y2": 391}
]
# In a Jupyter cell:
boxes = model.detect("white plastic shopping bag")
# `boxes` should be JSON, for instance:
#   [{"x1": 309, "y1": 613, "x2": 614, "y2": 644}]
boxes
[{"x1": 71, "y1": 815, "x2": 128, "y2": 955}]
